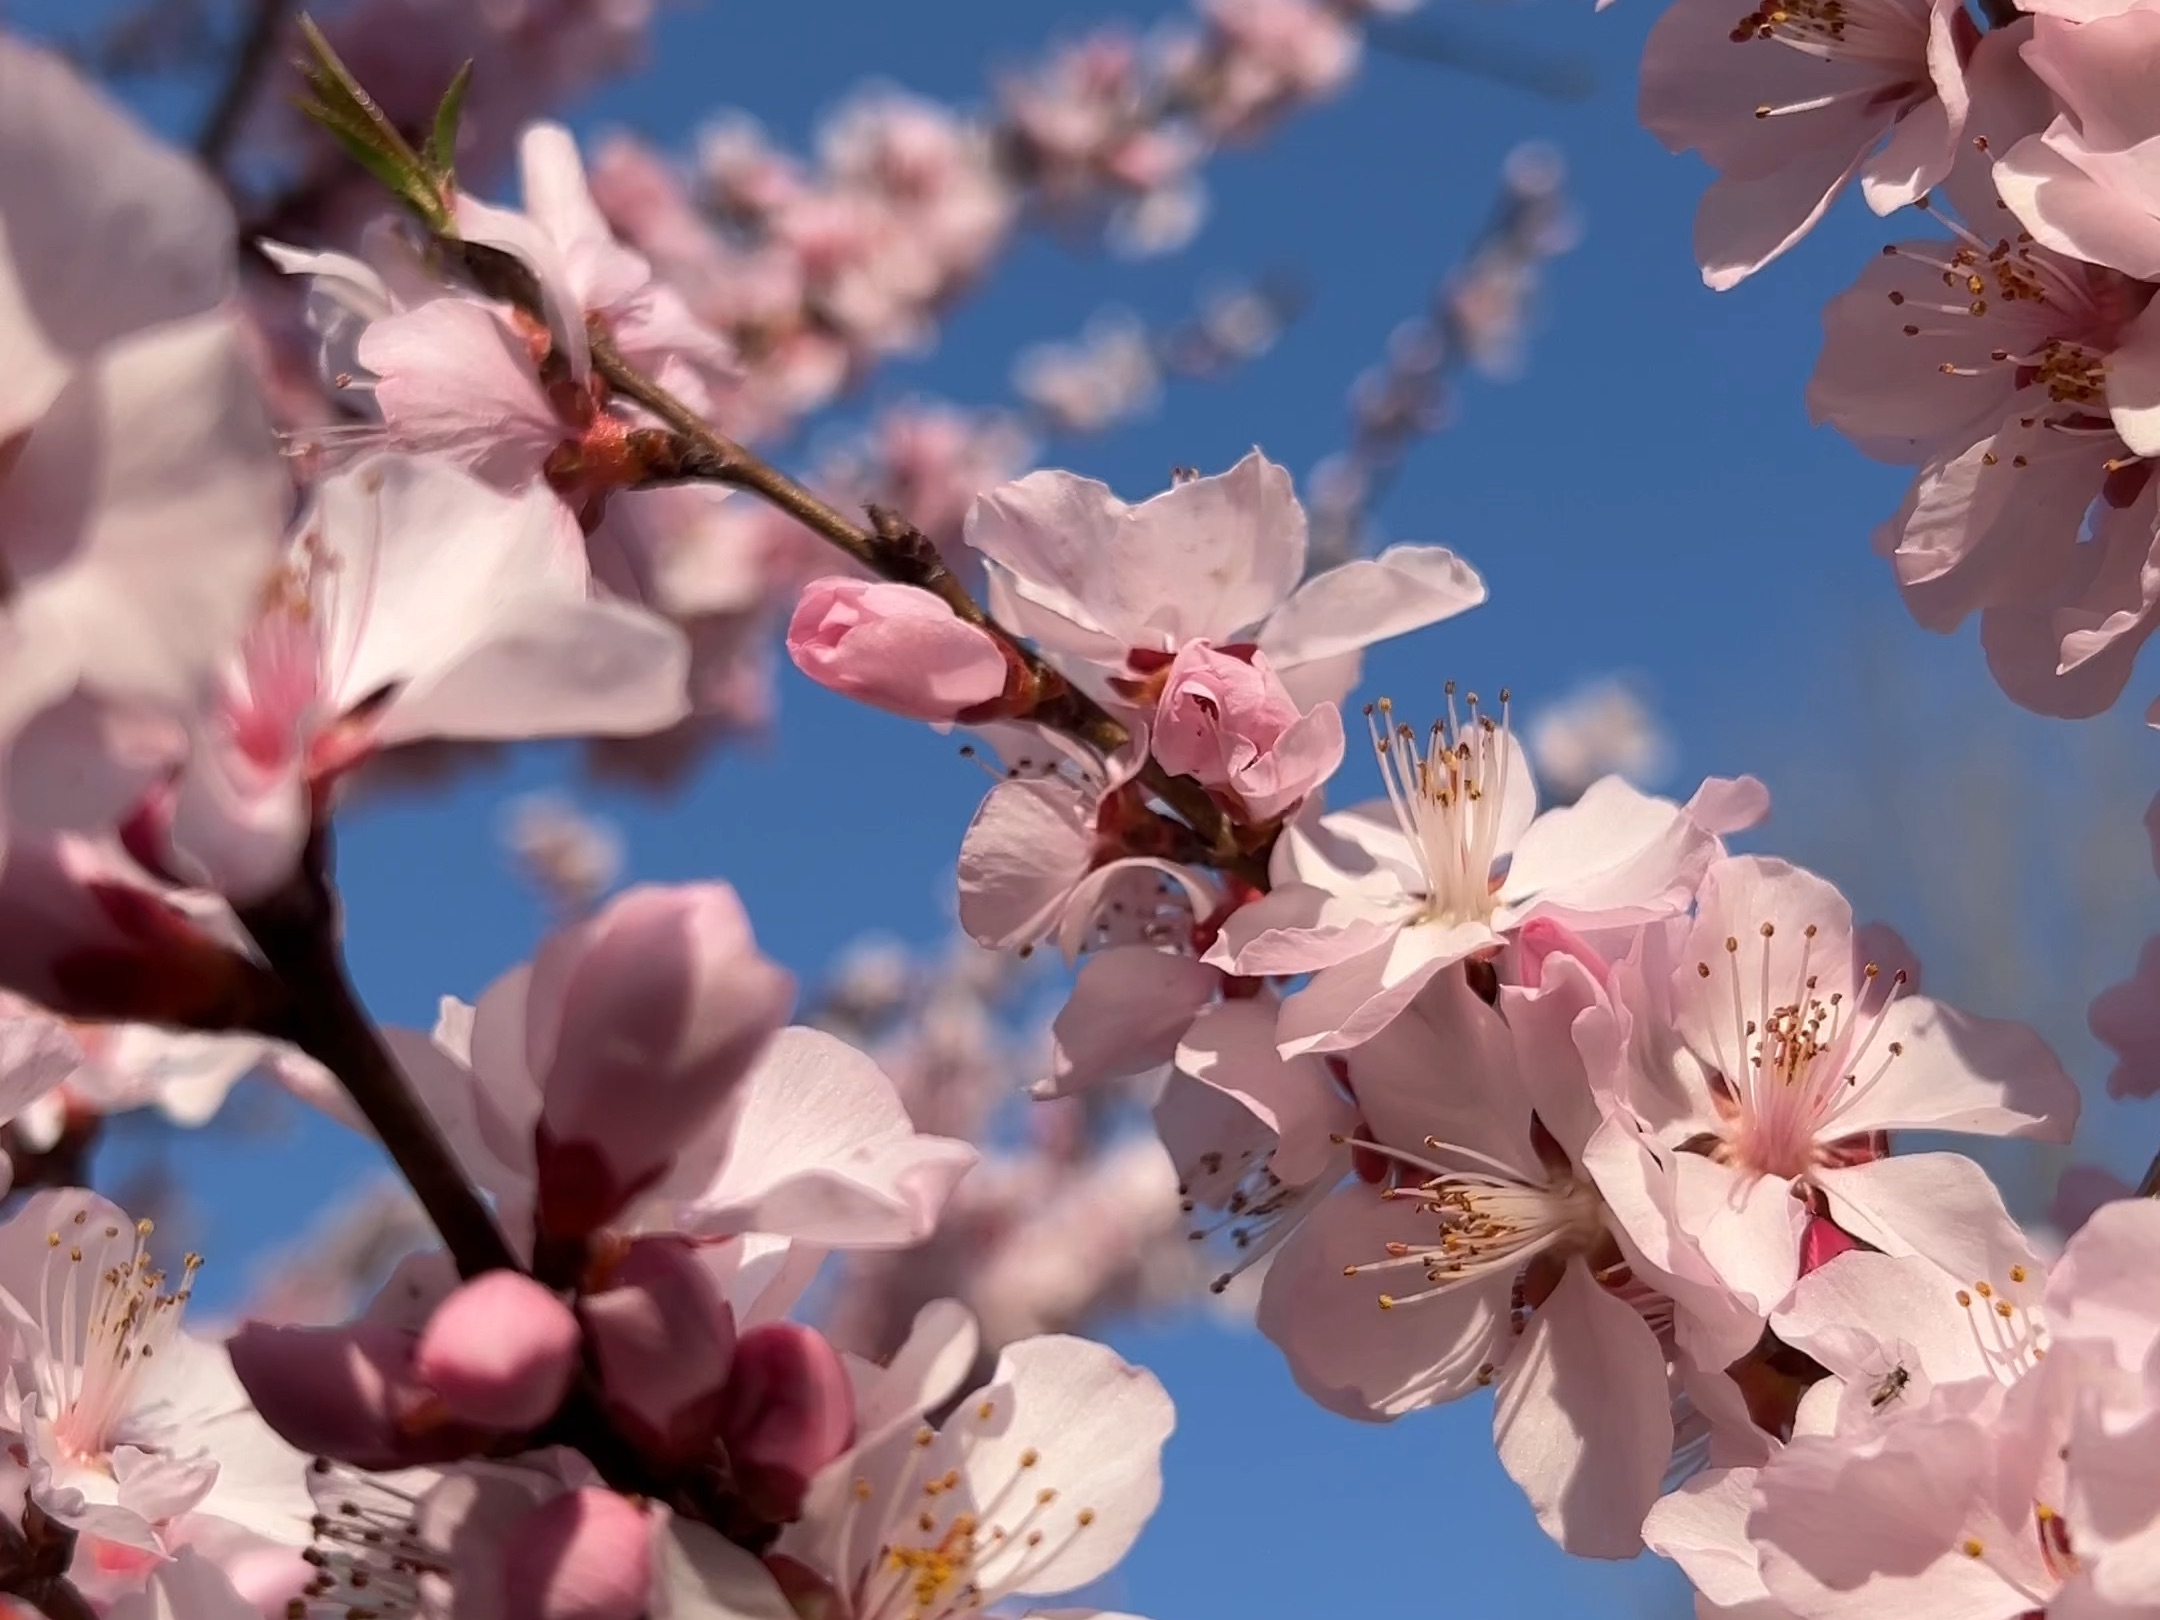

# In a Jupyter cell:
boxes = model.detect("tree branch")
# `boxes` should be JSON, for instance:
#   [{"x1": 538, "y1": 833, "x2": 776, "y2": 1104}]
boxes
[
  {"x1": 238, "y1": 830, "x2": 522, "y2": 1281},
  {"x1": 197, "y1": 0, "x2": 295, "y2": 167}
]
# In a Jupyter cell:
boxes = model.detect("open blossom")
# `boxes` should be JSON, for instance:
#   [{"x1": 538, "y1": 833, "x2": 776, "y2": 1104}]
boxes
[
  {"x1": 1581, "y1": 856, "x2": 2080, "y2": 1324},
  {"x1": 955, "y1": 725, "x2": 1217, "y2": 957},
  {"x1": 778, "y1": 1328, "x2": 1174, "y2": 1620},
  {"x1": 1206, "y1": 693, "x2": 1718, "y2": 1055},
  {"x1": 1809, "y1": 162, "x2": 2160, "y2": 715},
  {"x1": 1640, "y1": 0, "x2": 1976, "y2": 288},
  {"x1": 1996, "y1": 7, "x2": 2160, "y2": 284},
  {"x1": 1255, "y1": 963, "x2": 1725, "y2": 1557},
  {"x1": 0, "y1": 1190, "x2": 311, "y2": 1554},
  {"x1": 1709, "y1": 1201, "x2": 2160, "y2": 1620},
  {"x1": 160, "y1": 454, "x2": 689, "y2": 901},
  {"x1": 0, "y1": 39, "x2": 286, "y2": 832},
  {"x1": 964, "y1": 451, "x2": 1485, "y2": 712}
]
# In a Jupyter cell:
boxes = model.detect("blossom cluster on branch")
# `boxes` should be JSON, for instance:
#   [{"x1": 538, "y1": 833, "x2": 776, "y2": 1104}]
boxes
[{"x1": 0, "y1": 0, "x2": 2153, "y2": 1609}]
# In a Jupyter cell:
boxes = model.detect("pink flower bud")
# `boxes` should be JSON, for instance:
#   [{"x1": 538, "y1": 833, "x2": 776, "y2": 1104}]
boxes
[
  {"x1": 500, "y1": 1489, "x2": 651, "y2": 1620},
  {"x1": 1150, "y1": 641, "x2": 1344, "y2": 822},
  {"x1": 529, "y1": 884, "x2": 794, "y2": 1240},
  {"x1": 413, "y1": 1270, "x2": 580, "y2": 1433},
  {"x1": 786, "y1": 577, "x2": 1011, "y2": 722},
  {"x1": 229, "y1": 1318, "x2": 479, "y2": 1470},
  {"x1": 719, "y1": 1323, "x2": 856, "y2": 1524},
  {"x1": 580, "y1": 1238, "x2": 737, "y2": 1467}
]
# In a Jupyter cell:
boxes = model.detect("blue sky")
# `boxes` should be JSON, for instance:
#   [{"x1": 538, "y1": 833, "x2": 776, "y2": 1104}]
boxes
[{"x1": 51, "y1": 0, "x2": 2160, "y2": 1613}]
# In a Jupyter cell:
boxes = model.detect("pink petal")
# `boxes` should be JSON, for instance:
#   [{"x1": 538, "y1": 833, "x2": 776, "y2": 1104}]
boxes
[
  {"x1": 1493, "y1": 1257, "x2": 1674, "y2": 1558},
  {"x1": 1256, "y1": 543, "x2": 1487, "y2": 671},
  {"x1": 1043, "y1": 945, "x2": 1219, "y2": 1096},
  {"x1": 357, "y1": 300, "x2": 565, "y2": 486},
  {"x1": 500, "y1": 1490, "x2": 652, "y2": 1620},
  {"x1": 414, "y1": 1270, "x2": 580, "y2": 1432}
]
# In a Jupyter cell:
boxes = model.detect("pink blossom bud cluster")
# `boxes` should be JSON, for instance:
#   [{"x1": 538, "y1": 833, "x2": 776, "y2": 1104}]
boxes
[{"x1": 1308, "y1": 142, "x2": 1580, "y2": 563}]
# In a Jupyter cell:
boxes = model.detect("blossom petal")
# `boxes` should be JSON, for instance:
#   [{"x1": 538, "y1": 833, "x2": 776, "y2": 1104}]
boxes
[
  {"x1": 1494, "y1": 1257, "x2": 1674, "y2": 1559},
  {"x1": 1256, "y1": 544, "x2": 1486, "y2": 671}
]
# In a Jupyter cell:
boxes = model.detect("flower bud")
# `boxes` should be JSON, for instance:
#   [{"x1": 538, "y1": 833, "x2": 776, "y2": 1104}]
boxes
[
  {"x1": 529, "y1": 884, "x2": 793, "y2": 1241},
  {"x1": 1150, "y1": 641, "x2": 1343, "y2": 823},
  {"x1": 719, "y1": 1323, "x2": 856, "y2": 1524},
  {"x1": 786, "y1": 577, "x2": 1011, "y2": 722},
  {"x1": 413, "y1": 1270, "x2": 580, "y2": 1433},
  {"x1": 580, "y1": 1237, "x2": 737, "y2": 1467}
]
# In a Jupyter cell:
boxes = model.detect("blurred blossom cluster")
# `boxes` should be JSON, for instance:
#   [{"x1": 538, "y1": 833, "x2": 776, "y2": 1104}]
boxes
[{"x1": 1308, "y1": 140, "x2": 1580, "y2": 560}]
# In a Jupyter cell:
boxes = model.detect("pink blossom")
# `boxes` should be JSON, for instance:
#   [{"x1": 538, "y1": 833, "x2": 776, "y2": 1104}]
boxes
[
  {"x1": 1206, "y1": 696, "x2": 1718, "y2": 1055},
  {"x1": 578, "y1": 1237, "x2": 737, "y2": 1467},
  {"x1": 0, "y1": 1190, "x2": 312, "y2": 1552},
  {"x1": 1253, "y1": 964, "x2": 1702, "y2": 1556},
  {"x1": 1581, "y1": 856, "x2": 2079, "y2": 1325},
  {"x1": 1181, "y1": 0, "x2": 1362, "y2": 139},
  {"x1": 786, "y1": 578, "x2": 1013, "y2": 722},
  {"x1": 718, "y1": 1322, "x2": 856, "y2": 1522},
  {"x1": 964, "y1": 452, "x2": 1485, "y2": 710},
  {"x1": 1639, "y1": 0, "x2": 1976, "y2": 288},
  {"x1": 413, "y1": 1270, "x2": 581, "y2": 1432},
  {"x1": 526, "y1": 884, "x2": 795, "y2": 1241},
  {"x1": 1997, "y1": 7, "x2": 2160, "y2": 284},
  {"x1": 502, "y1": 1489, "x2": 653, "y2": 1620},
  {"x1": 385, "y1": 903, "x2": 975, "y2": 1255},
  {"x1": 1808, "y1": 171, "x2": 2160, "y2": 713},
  {"x1": 1041, "y1": 945, "x2": 1222, "y2": 1095},
  {"x1": 779, "y1": 1332, "x2": 1173, "y2": 1620},
  {"x1": 1735, "y1": 1203, "x2": 2160, "y2": 1620},
  {"x1": 1150, "y1": 641, "x2": 1345, "y2": 823},
  {"x1": 0, "y1": 40, "x2": 286, "y2": 823},
  {"x1": 163, "y1": 455, "x2": 689, "y2": 901},
  {"x1": 954, "y1": 727, "x2": 1215, "y2": 956}
]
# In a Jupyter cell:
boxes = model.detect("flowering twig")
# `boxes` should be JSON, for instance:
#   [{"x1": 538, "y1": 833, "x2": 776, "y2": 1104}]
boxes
[
  {"x1": 441, "y1": 229, "x2": 1267, "y2": 879},
  {"x1": 237, "y1": 830, "x2": 521, "y2": 1282}
]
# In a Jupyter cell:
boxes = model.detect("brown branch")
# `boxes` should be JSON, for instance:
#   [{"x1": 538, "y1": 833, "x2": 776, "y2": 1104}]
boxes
[
  {"x1": 2139, "y1": 1151, "x2": 2160, "y2": 1200},
  {"x1": 238, "y1": 829, "x2": 522, "y2": 1281},
  {"x1": 197, "y1": 0, "x2": 296, "y2": 166},
  {"x1": 448, "y1": 236, "x2": 1268, "y2": 882}
]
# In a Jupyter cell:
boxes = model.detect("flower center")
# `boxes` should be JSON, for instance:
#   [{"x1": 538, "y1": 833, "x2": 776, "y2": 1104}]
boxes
[
  {"x1": 1692, "y1": 923, "x2": 1908, "y2": 1182},
  {"x1": 1340, "y1": 1133, "x2": 1608, "y2": 1314},
  {"x1": 849, "y1": 1399, "x2": 1103, "y2": 1620},
  {"x1": 296, "y1": 1460, "x2": 439, "y2": 1619},
  {"x1": 1728, "y1": 0, "x2": 1926, "y2": 66},
  {"x1": 1366, "y1": 686, "x2": 1514, "y2": 928},
  {"x1": 38, "y1": 1211, "x2": 199, "y2": 1465}
]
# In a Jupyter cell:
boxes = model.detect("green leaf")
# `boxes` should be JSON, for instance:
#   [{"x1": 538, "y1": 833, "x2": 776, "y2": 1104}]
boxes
[
  {"x1": 425, "y1": 61, "x2": 474, "y2": 185},
  {"x1": 292, "y1": 14, "x2": 449, "y2": 231}
]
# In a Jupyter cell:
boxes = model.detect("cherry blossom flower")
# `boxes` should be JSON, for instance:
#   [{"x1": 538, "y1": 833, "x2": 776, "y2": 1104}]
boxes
[
  {"x1": 0, "y1": 39, "x2": 286, "y2": 830},
  {"x1": 1206, "y1": 692, "x2": 1718, "y2": 1055},
  {"x1": 1733, "y1": 1201, "x2": 2160, "y2": 1620},
  {"x1": 964, "y1": 452, "x2": 1485, "y2": 712},
  {"x1": 383, "y1": 885, "x2": 975, "y2": 1256},
  {"x1": 777, "y1": 1330, "x2": 1174, "y2": 1620},
  {"x1": 0, "y1": 1190, "x2": 311, "y2": 1553},
  {"x1": 1640, "y1": 0, "x2": 1978, "y2": 288},
  {"x1": 1254, "y1": 963, "x2": 1723, "y2": 1556},
  {"x1": 1808, "y1": 181, "x2": 2160, "y2": 715},
  {"x1": 955, "y1": 726, "x2": 1216, "y2": 958},
  {"x1": 1581, "y1": 856, "x2": 2079, "y2": 1325},
  {"x1": 161, "y1": 454, "x2": 689, "y2": 901},
  {"x1": 1996, "y1": 7, "x2": 2160, "y2": 285}
]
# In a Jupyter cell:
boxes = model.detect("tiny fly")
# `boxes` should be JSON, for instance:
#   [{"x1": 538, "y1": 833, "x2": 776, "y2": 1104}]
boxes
[{"x1": 1867, "y1": 1365, "x2": 1911, "y2": 1410}]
